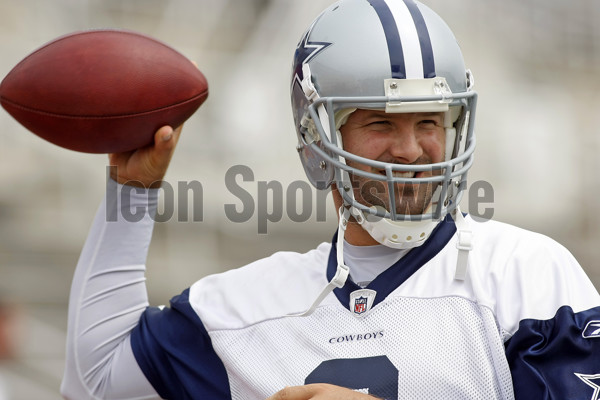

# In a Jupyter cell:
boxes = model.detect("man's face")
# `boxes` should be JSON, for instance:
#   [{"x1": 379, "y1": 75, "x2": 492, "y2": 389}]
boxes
[{"x1": 339, "y1": 109, "x2": 446, "y2": 216}]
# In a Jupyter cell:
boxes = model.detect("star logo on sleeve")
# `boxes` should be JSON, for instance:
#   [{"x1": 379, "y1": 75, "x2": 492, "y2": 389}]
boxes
[{"x1": 575, "y1": 373, "x2": 600, "y2": 400}]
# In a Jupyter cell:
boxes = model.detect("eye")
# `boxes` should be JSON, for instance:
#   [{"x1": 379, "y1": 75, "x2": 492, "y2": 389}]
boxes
[
  {"x1": 418, "y1": 119, "x2": 441, "y2": 128},
  {"x1": 367, "y1": 120, "x2": 391, "y2": 127}
]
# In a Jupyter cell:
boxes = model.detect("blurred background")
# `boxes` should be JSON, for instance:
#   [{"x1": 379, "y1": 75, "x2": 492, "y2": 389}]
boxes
[{"x1": 0, "y1": 0, "x2": 598, "y2": 398}]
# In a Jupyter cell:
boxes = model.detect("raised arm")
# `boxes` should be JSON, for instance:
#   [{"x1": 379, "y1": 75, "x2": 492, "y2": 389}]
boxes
[{"x1": 61, "y1": 126, "x2": 181, "y2": 399}]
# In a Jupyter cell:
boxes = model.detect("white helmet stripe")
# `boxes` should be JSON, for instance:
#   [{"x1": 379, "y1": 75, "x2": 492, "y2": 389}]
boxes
[
  {"x1": 386, "y1": 0, "x2": 423, "y2": 79},
  {"x1": 367, "y1": 0, "x2": 435, "y2": 79}
]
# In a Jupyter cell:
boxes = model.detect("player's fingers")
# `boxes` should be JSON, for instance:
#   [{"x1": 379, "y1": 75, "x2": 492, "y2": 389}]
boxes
[
  {"x1": 267, "y1": 384, "x2": 380, "y2": 400},
  {"x1": 149, "y1": 125, "x2": 177, "y2": 167},
  {"x1": 154, "y1": 124, "x2": 183, "y2": 152},
  {"x1": 142, "y1": 125, "x2": 181, "y2": 184},
  {"x1": 267, "y1": 385, "x2": 315, "y2": 400},
  {"x1": 154, "y1": 125, "x2": 175, "y2": 148}
]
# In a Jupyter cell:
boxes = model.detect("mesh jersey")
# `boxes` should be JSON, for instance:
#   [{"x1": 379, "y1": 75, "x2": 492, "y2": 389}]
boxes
[
  {"x1": 131, "y1": 217, "x2": 600, "y2": 400},
  {"x1": 207, "y1": 296, "x2": 512, "y2": 399}
]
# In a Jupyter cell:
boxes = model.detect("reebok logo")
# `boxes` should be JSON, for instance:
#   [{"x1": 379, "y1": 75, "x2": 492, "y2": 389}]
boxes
[{"x1": 583, "y1": 321, "x2": 600, "y2": 339}]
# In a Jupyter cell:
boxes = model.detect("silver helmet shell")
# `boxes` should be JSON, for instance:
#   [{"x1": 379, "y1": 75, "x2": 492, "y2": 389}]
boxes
[{"x1": 291, "y1": 0, "x2": 477, "y2": 248}]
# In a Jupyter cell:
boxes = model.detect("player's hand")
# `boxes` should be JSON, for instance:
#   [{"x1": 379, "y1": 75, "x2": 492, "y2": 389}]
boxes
[
  {"x1": 108, "y1": 125, "x2": 182, "y2": 188},
  {"x1": 267, "y1": 384, "x2": 382, "y2": 400}
]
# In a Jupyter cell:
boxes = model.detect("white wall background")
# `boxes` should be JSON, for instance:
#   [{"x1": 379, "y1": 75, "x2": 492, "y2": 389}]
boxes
[{"x1": 0, "y1": 0, "x2": 598, "y2": 398}]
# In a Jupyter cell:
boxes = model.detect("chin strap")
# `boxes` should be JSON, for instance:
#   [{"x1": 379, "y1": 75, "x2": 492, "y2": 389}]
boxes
[
  {"x1": 452, "y1": 207, "x2": 472, "y2": 281},
  {"x1": 349, "y1": 205, "x2": 439, "y2": 250},
  {"x1": 289, "y1": 207, "x2": 351, "y2": 317}
]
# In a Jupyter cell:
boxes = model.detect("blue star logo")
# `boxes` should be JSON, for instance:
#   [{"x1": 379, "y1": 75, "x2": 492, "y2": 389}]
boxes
[
  {"x1": 291, "y1": 21, "x2": 331, "y2": 88},
  {"x1": 575, "y1": 373, "x2": 600, "y2": 400}
]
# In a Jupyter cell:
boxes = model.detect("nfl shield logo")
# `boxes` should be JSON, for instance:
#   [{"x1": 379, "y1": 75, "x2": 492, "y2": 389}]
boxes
[{"x1": 354, "y1": 296, "x2": 368, "y2": 315}]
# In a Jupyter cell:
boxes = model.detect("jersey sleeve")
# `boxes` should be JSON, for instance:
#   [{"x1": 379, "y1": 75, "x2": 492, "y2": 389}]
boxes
[
  {"x1": 506, "y1": 305, "x2": 600, "y2": 399},
  {"x1": 130, "y1": 288, "x2": 231, "y2": 400},
  {"x1": 500, "y1": 232, "x2": 600, "y2": 399}
]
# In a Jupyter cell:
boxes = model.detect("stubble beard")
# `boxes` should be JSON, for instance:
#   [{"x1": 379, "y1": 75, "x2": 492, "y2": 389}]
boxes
[{"x1": 349, "y1": 173, "x2": 439, "y2": 217}]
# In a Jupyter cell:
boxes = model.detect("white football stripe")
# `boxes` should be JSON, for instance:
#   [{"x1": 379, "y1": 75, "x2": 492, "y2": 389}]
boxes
[{"x1": 386, "y1": 0, "x2": 423, "y2": 79}]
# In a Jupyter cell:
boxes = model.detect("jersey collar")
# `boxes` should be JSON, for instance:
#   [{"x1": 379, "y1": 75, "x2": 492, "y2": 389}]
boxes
[{"x1": 327, "y1": 214, "x2": 457, "y2": 312}]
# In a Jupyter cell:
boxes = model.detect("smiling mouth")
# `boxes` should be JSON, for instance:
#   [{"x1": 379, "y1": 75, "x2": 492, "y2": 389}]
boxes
[{"x1": 377, "y1": 170, "x2": 417, "y2": 179}]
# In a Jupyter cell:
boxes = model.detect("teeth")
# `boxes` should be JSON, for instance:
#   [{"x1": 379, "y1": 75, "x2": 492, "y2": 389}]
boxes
[{"x1": 391, "y1": 171, "x2": 415, "y2": 179}]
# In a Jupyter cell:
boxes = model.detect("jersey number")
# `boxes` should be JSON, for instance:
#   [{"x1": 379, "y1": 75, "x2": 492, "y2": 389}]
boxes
[{"x1": 305, "y1": 356, "x2": 398, "y2": 399}]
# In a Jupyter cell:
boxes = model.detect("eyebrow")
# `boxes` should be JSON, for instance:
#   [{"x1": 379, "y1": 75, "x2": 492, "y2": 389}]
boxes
[{"x1": 362, "y1": 111, "x2": 443, "y2": 118}]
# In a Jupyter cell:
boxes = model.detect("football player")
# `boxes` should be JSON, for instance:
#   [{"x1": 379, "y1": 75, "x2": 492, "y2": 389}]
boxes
[{"x1": 61, "y1": 0, "x2": 600, "y2": 399}]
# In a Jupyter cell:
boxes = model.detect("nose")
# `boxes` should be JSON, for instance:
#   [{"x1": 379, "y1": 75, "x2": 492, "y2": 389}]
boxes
[{"x1": 387, "y1": 125, "x2": 423, "y2": 164}]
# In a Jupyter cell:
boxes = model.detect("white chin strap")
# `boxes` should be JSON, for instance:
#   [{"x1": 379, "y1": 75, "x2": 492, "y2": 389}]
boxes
[
  {"x1": 349, "y1": 206, "x2": 439, "y2": 250},
  {"x1": 452, "y1": 207, "x2": 472, "y2": 280},
  {"x1": 289, "y1": 209, "x2": 350, "y2": 317}
]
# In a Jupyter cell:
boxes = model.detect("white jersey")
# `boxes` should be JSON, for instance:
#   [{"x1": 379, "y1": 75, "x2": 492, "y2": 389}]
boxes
[{"x1": 62, "y1": 183, "x2": 600, "y2": 400}]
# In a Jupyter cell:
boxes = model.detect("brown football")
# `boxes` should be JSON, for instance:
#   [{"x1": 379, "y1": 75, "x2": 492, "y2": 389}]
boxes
[{"x1": 0, "y1": 29, "x2": 208, "y2": 153}]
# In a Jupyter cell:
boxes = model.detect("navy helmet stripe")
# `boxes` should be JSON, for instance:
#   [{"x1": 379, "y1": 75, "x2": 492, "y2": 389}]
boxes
[
  {"x1": 403, "y1": 0, "x2": 436, "y2": 78},
  {"x1": 367, "y1": 0, "x2": 406, "y2": 79}
]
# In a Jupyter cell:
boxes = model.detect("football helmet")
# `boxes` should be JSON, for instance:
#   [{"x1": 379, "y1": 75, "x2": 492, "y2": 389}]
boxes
[{"x1": 291, "y1": 0, "x2": 477, "y2": 250}]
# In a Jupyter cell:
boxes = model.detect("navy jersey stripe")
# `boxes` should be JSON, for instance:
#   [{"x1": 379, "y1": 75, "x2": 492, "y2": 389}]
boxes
[
  {"x1": 403, "y1": 0, "x2": 436, "y2": 78},
  {"x1": 131, "y1": 289, "x2": 231, "y2": 399},
  {"x1": 367, "y1": 0, "x2": 406, "y2": 79}
]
